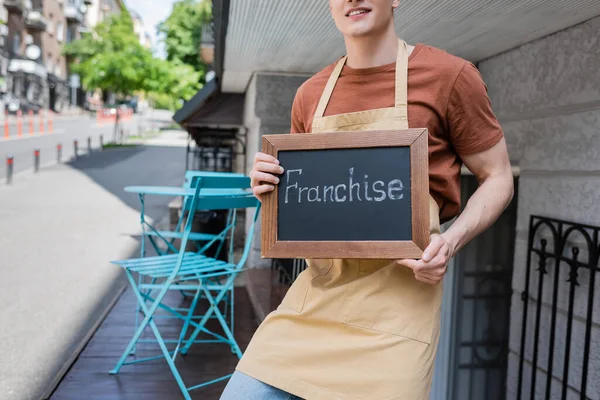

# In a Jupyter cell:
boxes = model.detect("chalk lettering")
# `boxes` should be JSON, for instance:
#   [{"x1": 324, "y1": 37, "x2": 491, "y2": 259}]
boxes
[
  {"x1": 283, "y1": 167, "x2": 404, "y2": 205},
  {"x1": 348, "y1": 167, "x2": 361, "y2": 202},
  {"x1": 373, "y1": 181, "x2": 386, "y2": 202},
  {"x1": 324, "y1": 185, "x2": 334, "y2": 203},
  {"x1": 335, "y1": 184, "x2": 347, "y2": 202},
  {"x1": 388, "y1": 179, "x2": 404, "y2": 200},
  {"x1": 285, "y1": 169, "x2": 302, "y2": 204},
  {"x1": 299, "y1": 186, "x2": 309, "y2": 203},
  {"x1": 308, "y1": 187, "x2": 321, "y2": 202},
  {"x1": 363, "y1": 174, "x2": 373, "y2": 201}
]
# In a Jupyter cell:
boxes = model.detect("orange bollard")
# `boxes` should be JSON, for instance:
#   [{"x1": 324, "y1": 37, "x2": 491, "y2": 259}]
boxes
[
  {"x1": 48, "y1": 110, "x2": 53, "y2": 133},
  {"x1": 39, "y1": 110, "x2": 44, "y2": 134},
  {"x1": 28, "y1": 110, "x2": 34, "y2": 135},
  {"x1": 4, "y1": 110, "x2": 8, "y2": 139},
  {"x1": 17, "y1": 110, "x2": 22, "y2": 137}
]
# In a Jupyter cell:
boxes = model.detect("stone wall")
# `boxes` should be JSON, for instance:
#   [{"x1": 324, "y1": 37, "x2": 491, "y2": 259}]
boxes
[{"x1": 478, "y1": 15, "x2": 600, "y2": 399}]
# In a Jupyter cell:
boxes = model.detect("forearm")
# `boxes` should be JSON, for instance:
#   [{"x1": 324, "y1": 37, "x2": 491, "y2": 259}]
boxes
[{"x1": 442, "y1": 170, "x2": 514, "y2": 256}]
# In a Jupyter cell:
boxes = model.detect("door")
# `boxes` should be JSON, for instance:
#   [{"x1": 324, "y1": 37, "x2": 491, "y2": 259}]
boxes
[{"x1": 446, "y1": 173, "x2": 519, "y2": 399}]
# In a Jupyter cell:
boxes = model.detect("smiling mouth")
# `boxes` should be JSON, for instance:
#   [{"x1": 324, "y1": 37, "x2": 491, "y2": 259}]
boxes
[{"x1": 346, "y1": 8, "x2": 371, "y2": 17}]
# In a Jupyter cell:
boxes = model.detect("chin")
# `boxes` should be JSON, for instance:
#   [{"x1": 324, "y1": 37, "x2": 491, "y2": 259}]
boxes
[{"x1": 342, "y1": 25, "x2": 375, "y2": 37}]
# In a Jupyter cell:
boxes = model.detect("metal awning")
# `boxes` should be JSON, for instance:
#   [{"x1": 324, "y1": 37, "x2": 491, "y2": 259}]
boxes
[
  {"x1": 173, "y1": 0, "x2": 231, "y2": 125},
  {"x1": 172, "y1": 78, "x2": 218, "y2": 125},
  {"x1": 184, "y1": 91, "x2": 245, "y2": 128},
  {"x1": 221, "y1": 0, "x2": 600, "y2": 92}
]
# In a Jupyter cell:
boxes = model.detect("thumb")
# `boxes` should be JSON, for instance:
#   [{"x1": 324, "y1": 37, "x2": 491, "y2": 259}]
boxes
[{"x1": 397, "y1": 258, "x2": 419, "y2": 270}]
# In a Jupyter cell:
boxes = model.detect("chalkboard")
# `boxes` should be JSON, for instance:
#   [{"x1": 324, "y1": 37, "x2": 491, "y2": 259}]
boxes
[
  {"x1": 277, "y1": 147, "x2": 411, "y2": 241},
  {"x1": 261, "y1": 129, "x2": 430, "y2": 259}
]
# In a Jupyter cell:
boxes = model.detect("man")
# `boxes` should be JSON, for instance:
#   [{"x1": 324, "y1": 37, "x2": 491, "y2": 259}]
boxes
[{"x1": 221, "y1": 0, "x2": 513, "y2": 399}]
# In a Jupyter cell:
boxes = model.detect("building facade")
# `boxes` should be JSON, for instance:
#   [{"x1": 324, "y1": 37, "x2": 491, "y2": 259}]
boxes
[
  {"x1": 0, "y1": 0, "x2": 89, "y2": 113},
  {"x1": 83, "y1": 0, "x2": 121, "y2": 29},
  {"x1": 130, "y1": 9, "x2": 151, "y2": 49}
]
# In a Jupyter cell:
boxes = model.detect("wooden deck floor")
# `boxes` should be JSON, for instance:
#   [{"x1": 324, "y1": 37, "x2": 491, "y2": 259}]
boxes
[{"x1": 50, "y1": 286, "x2": 259, "y2": 400}]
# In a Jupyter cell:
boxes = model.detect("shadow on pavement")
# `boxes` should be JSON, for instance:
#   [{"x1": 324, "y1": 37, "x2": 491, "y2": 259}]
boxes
[{"x1": 67, "y1": 144, "x2": 188, "y2": 222}]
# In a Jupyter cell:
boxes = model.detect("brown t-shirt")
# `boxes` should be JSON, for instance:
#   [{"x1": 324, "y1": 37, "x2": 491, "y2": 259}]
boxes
[{"x1": 290, "y1": 43, "x2": 504, "y2": 223}]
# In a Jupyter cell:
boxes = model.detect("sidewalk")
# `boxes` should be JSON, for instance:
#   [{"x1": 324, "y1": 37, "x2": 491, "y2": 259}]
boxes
[{"x1": 0, "y1": 134, "x2": 188, "y2": 400}]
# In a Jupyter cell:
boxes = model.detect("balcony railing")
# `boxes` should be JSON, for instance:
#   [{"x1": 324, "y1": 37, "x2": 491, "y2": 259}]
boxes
[
  {"x1": 5, "y1": 0, "x2": 28, "y2": 14},
  {"x1": 201, "y1": 23, "x2": 214, "y2": 45},
  {"x1": 200, "y1": 22, "x2": 214, "y2": 64},
  {"x1": 25, "y1": 10, "x2": 48, "y2": 31},
  {"x1": 64, "y1": 4, "x2": 84, "y2": 22}
]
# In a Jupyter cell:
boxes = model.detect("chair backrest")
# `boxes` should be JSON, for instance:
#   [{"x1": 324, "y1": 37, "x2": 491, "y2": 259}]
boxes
[
  {"x1": 183, "y1": 171, "x2": 247, "y2": 189},
  {"x1": 182, "y1": 187, "x2": 261, "y2": 269},
  {"x1": 183, "y1": 192, "x2": 258, "y2": 212},
  {"x1": 181, "y1": 174, "x2": 252, "y2": 211}
]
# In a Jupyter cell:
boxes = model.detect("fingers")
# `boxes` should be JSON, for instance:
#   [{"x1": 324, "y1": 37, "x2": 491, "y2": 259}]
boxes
[
  {"x1": 255, "y1": 161, "x2": 284, "y2": 176},
  {"x1": 252, "y1": 170, "x2": 280, "y2": 186},
  {"x1": 396, "y1": 258, "x2": 419, "y2": 270},
  {"x1": 250, "y1": 152, "x2": 284, "y2": 200},
  {"x1": 253, "y1": 184, "x2": 276, "y2": 197},
  {"x1": 413, "y1": 274, "x2": 438, "y2": 285},
  {"x1": 396, "y1": 235, "x2": 450, "y2": 285},
  {"x1": 254, "y1": 152, "x2": 279, "y2": 165},
  {"x1": 422, "y1": 234, "x2": 444, "y2": 262}
]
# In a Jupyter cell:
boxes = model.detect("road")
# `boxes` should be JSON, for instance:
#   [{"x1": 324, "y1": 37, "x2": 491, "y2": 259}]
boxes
[
  {"x1": 0, "y1": 109, "x2": 172, "y2": 180},
  {"x1": 0, "y1": 125, "x2": 188, "y2": 400}
]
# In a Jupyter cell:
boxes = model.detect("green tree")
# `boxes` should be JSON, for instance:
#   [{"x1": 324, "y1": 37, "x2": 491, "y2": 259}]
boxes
[
  {"x1": 145, "y1": 58, "x2": 202, "y2": 111},
  {"x1": 64, "y1": 3, "x2": 206, "y2": 114},
  {"x1": 63, "y1": 10, "x2": 154, "y2": 99},
  {"x1": 158, "y1": 0, "x2": 212, "y2": 76}
]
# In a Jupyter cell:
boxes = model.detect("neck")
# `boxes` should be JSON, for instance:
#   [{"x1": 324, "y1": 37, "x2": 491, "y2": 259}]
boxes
[{"x1": 343, "y1": 25, "x2": 400, "y2": 69}]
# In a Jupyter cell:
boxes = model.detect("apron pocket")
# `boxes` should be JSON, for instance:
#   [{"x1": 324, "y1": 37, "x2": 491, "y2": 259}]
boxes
[
  {"x1": 278, "y1": 258, "x2": 333, "y2": 313},
  {"x1": 338, "y1": 261, "x2": 442, "y2": 344}
]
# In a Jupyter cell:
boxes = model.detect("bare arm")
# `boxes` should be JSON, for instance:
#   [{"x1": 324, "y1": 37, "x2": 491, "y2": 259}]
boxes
[
  {"x1": 397, "y1": 137, "x2": 514, "y2": 284},
  {"x1": 443, "y1": 137, "x2": 514, "y2": 254}
]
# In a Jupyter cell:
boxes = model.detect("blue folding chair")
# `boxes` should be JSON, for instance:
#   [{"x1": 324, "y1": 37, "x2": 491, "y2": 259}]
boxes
[
  {"x1": 138, "y1": 170, "x2": 248, "y2": 258},
  {"x1": 109, "y1": 175, "x2": 261, "y2": 399},
  {"x1": 126, "y1": 171, "x2": 250, "y2": 354}
]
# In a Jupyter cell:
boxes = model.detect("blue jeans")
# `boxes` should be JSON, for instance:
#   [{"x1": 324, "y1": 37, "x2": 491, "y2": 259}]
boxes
[{"x1": 220, "y1": 370, "x2": 303, "y2": 400}]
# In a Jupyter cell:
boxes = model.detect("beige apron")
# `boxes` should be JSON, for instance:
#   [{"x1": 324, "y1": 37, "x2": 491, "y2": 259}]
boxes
[{"x1": 236, "y1": 38, "x2": 443, "y2": 400}]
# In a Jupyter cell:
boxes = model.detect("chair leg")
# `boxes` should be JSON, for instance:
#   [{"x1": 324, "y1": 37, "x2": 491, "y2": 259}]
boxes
[
  {"x1": 173, "y1": 284, "x2": 203, "y2": 360},
  {"x1": 132, "y1": 274, "x2": 159, "y2": 355},
  {"x1": 181, "y1": 274, "x2": 236, "y2": 355},
  {"x1": 147, "y1": 317, "x2": 193, "y2": 400},
  {"x1": 201, "y1": 283, "x2": 242, "y2": 358},
  {"x1": 110, "y1": 270, "x2": 174, "y2": 375},
  {"x1": 110, "y1": 270, "x2": 193, "y2": 400}
]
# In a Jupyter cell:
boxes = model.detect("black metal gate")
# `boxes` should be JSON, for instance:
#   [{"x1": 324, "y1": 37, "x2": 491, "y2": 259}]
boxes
[
  {"x1": 517, "y1": 215, "x2": 599, "y2": 399},
  {"x1": 448, "y1": 174, "x2": 518, "y2": 400}
]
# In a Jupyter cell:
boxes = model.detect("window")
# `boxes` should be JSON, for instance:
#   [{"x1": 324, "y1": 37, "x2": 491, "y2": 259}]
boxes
[
  {"x1": 57, "y1": 23, "x2": 64, "y2": 42},
  {"x1": 12, "y1": 34, "x2": 21, "y2": 55},
  {"x1": 66, "y1": 25, "x2": 77, "y2": 43}
]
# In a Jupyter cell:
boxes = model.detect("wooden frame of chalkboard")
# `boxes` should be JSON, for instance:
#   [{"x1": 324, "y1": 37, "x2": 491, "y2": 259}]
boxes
[{"x1": 260, "y1": 128, "x2": 430, "y2": 259}]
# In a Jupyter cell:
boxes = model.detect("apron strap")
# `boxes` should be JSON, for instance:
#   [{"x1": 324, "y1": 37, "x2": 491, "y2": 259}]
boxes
[
  {"x1": 394, "y1": 38, "x2": 408, "y2": 114},
  {"x1": 313, "y1": 56, "x2": 347, "y2": 119},
  {"x1": 312, "y1": 38, "x2": 409, "y2": 120}
]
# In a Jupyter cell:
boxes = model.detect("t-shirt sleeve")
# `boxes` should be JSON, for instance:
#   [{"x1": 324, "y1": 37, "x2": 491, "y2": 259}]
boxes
[
  {"x1": 447, "y1": 62, "x2": 504, "y2": 156},
  {"x1": 290, "y1": 88, "x2": 305, "y2": 133}
]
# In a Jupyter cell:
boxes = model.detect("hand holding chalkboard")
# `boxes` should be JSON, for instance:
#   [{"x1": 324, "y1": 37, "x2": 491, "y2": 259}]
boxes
[
  {"x1": 260, "y1": 129, "x2": 430, "y2": 260},
  {"x1": 249, "y1": 152, "x2": 284, "y2": 201}
]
